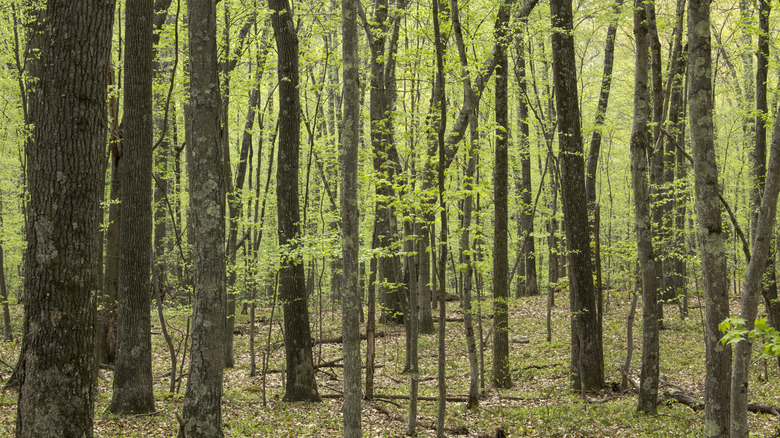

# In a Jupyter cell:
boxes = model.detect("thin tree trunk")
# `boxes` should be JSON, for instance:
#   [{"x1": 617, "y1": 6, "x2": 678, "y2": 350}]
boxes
[
  {"x1": 270, "y1": 0, "x2": 320, "y2": 402},
  {"x1": 0, "y1": 197, "x2": 12, "y2": 341},
  {"x1": 433, "y1": 0, "x2": 448, "y2": 434},
  {"x1": 630, "y1": 1, "x2": 660, "y2": 414},
  {"x1": 731, "y1": 5, "x2": 780, "y2": 432},
  {"x1": 688, "y1": 1, "x2": 732, "y2": 435},
  {"x1": 341, "y1": 0, "x2": 361, "y2": 432},
  {"x1": 451, "y1": 0, "x2": 480, "y2": 407},
  {"x1": 515, "y1": 35, "x2": 538, "y2": 298},
  {"x1": 492, "y1": 0, "x2": 513, "y2": 390},
  {"x1": 364, "y1": 225, "x2": 379, "y2": 401}
]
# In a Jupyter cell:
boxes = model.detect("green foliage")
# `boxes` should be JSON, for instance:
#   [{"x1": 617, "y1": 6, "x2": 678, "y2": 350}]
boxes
[{"x1": 720, "y1": 317, "x2": 780, "y2": 358}]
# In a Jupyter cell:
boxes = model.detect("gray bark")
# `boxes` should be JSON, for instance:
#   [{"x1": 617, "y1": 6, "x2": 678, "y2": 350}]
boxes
[
  {"x1": 492, "y1": 0, "x2": 513, "y2": 390},
  {"x1": 630, "y1": 1, "x2": 660, "y2": 414},
  {"x1": 341, "y1": 0, "x2": 362, "y2": 433},
  {"x1": 688, "y1": 1, "x2": 732, "y2": 435},
  {"x1": 731, "y1": 4, "x2": 780, "y2": 434},
  {"x1": 181, "y1": 0, "x2": 226, "y2": 435}
]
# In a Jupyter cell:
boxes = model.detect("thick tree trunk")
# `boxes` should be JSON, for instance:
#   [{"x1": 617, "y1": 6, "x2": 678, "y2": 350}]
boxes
[
  {"x1": 688, "y1": 1, "x2": 732, "y2": 435},
  {"x1": 630, "y1": 2, "x2": 660, "y2": 414},
  {"x1": 110, "y1": 0, "x2": 156, "y2": 415},
  {"x1": 181, "y1": 0, "x2": 227, "y2": 435},
  {"x1": 550, "y1": 0, "x2": 604, "y2": 392},
  {"x1": 16, "y1": 1, "x2": 115, "y2": 436},
  {"x1": 269, "y1": 0, "x2": 320, "y2": 402}
]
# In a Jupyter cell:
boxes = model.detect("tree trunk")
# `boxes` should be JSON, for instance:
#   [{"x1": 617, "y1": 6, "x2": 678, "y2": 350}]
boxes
[
  {"x1": 550, "y1": 0, "x2": 604, "y2": 392},
  {"x1": 731, "y1": 87, "x2": 780, "y2": 438},
  {"x1": 630, "y1": 1, "x2": 660, "y2": 414},
  {"x1": 492, "y1": 0, "x2": 513, "y2": 390},
  {"x1": 181, "y1": 0, "x2": 226, "y2": 435},
  {"x1": 433, "y1": 0, "x2": 448, "y2": 434},
  {"x1": 688, "y1": 1, "x2": 732, "y2": 435},
  {"x1": 16, "y1": 1, "x2": 115, "y2": 435},
  {"x1": 451, "y1": 0, "x2": 480, "y2": 407},
  {"x1": 515, "y1": 37, "x2": 538, "y2": 298},
  {"x1": 341, "y1": 0, "x2": 361, "y2": 433},
  {"x1": 0, "y1": 197, "x2": 10, "y2": 341},
  {"x1": 101, "y1": 87, "x2": 122, "y2": 366},
  {"x1": 662, "y1": 0, "x2": 688, "y2": 307},
  {"x1": 731, "y1": 4, "x2": 780, "y2": 434},
  {"x1": 110, "y1": 0, "x2": 156, "y2": 415},
  {"x1": 269, "y1": 0, "x2": 320, "y2": 402}
]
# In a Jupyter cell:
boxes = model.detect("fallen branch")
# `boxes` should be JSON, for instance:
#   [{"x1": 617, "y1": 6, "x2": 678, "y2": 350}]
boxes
[
  {"x1": 374, "y1": 393, "x2": 472, "y2": 403},
  {"x1": 664, "y1": 390, "x2": 703, "y2": 411},
  {"x1": 313, "y1": 331, "x2": 386, "y2": 345},
  {"x1": 748, "y1": 402, "x2": 780, "y2": 418}
]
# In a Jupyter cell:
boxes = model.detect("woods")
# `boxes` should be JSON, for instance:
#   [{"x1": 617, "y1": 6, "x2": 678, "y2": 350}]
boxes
[{"x1": 3, "y1": 0, "x2": 780, "y2": 436}]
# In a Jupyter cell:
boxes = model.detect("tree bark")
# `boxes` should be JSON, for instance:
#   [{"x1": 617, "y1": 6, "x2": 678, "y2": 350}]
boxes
[
  {"x1": 550, "y1": 0, "x2": 604, "y2": 392},
  {"x1": 451, "y1": 0, "x2": 480, "y2": 408},
  {"x1": 181, "y1": 0, "x2": 226, "y2": 435},
  {"x1": 688, "y1": 1, "x2": 732, "y2": 435},
  {"x1": 630, "y1": 1, "x2": 660, "y2": 414},
  {"x1": 0, "y1": 197, "x2": 10, "y2": 342},
  {"x1": 731, "y1": 89, "x2": 780, "y2": 438},
  {"x1": 492, "y1": 0, "x2": 513, "y2": 390},
  {"x1": 341, "y1": 0, "x2": 361, "y2": 433},
  {"x1": 731, "y1": 5, "x2": 780, "y2": 433},
  {"x1": 515, "y1": 36, "x2": 538, "y2": 298},
  {"x1": 16, "y1": 1, "x2": 115, "y2": 436},
  {"x1": 269, "y1": 0, "x2": 320, "y2": 402},
  {"x1": 110, "y1": 0, "x2": 156, "y2": 415}
]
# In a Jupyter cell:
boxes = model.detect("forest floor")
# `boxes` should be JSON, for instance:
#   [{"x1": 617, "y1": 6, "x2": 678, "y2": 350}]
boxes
[{"x1": 0, "y1": 289, "x2": 779, "y2": 437}]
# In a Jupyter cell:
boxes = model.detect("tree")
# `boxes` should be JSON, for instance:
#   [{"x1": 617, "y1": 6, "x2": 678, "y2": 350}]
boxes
[
  {"x1": 730, "y1": 96, "x2": 780, "y2": 438},
  {"x1": 341, "y1": 0, "x2": 361, "y2": 432},
  {"x1": 731, "y1": 4, "x2": 780, "y2": 432},
  {"x1": 109, "y1": 0, "x2": 156, "y2": 415},
  {"x1": 451, "y1": 0, "x2": 480, "y2": 408},
  {"x1": 0, "y1": 197, "x2": 11, "y2": 342},
  {"x1": 492, "y1": 0, "x2": 512, "y2": 390},
  {"x1": 550, "y1": 0, "x2": 604, "y2": 392},
  {"x1": 688, "y1": 0, "x2": 732, "y2": 435},
  {"x1": 630, "y1": 0, "x2": 659, "y2": 414},
  {"x1": 180, "y1": 0, "x2": 226, "y2": 435},
  {"x1": 748, "y1": 0, "x2": 780, "y2": 372},
  {"x1": 269, "y1": 0, "x2": 320, "y2": 403},
  {"x1": 15, "y1": 0, "x2": 116, "y2": 435},
  {"x1": 515, "y1": 36, "x2": 538, "y2": 299}
]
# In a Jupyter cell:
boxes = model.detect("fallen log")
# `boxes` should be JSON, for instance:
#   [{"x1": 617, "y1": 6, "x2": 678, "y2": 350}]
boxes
[{"x1": 665, "y1": 390, "x2": 780, "y2": 416}]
